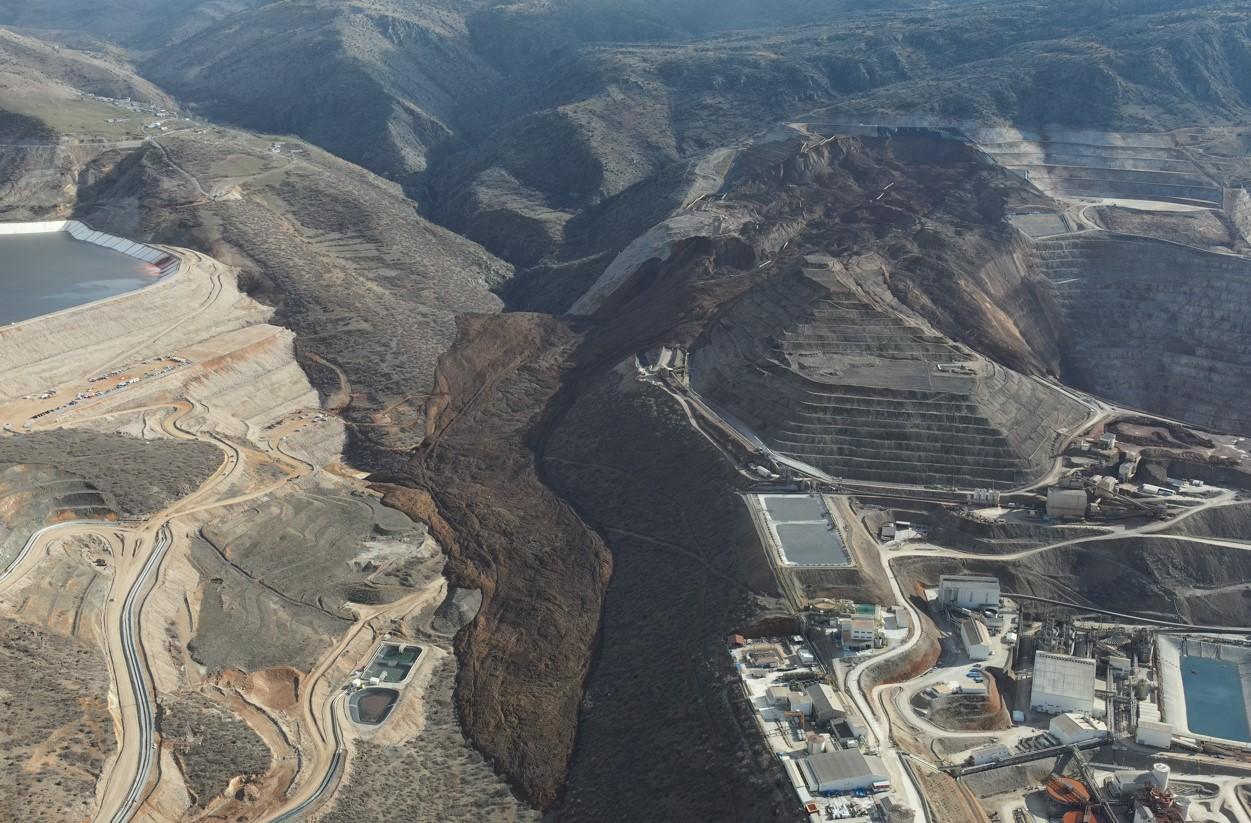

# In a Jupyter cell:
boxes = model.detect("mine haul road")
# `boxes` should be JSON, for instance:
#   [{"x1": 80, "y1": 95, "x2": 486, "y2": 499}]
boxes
[
  {"x1": 105, "y1": 524, "x2": 172, "y2": 822},
  {"x1": 0, "y1": 519, "x2": 161, "y2": 823}
]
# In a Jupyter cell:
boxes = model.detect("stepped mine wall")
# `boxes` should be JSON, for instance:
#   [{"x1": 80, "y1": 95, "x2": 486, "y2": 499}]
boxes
[{"x1": 1051, "y1": 233, "x2": 1251, "y2": 432}]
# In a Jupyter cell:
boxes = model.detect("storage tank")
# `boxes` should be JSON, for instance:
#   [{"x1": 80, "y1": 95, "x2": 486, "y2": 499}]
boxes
[{"x1": 1151, "y1": 762, "x2": 1170, "y2": 791}]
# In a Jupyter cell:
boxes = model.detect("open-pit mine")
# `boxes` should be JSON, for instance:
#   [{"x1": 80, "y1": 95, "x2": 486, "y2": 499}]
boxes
[{"x1": 3, "y1": 3, "x2": 1251, "y2": 822}]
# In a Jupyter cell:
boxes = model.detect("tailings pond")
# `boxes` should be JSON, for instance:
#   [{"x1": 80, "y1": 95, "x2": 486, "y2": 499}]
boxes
[{"x1": 0, "y1": 232, "x2": 158, "y2": 325}]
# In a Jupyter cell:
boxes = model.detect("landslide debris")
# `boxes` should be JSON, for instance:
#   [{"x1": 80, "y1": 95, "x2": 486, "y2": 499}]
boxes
[
  {"x1": 379, "y1": 312, "x2": 611, "y2": 809},
  {"x1": 542, "y1": 369, "x2": 795, "y2": 822},
  {"x1": 379, "y1": 129, "x2": 1091, "y2": 811}
]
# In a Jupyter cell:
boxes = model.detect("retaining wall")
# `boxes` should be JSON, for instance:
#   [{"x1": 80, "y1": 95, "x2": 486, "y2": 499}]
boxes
[{"x1": 0, "y1": 220, "x2": 179, "y2": 277}]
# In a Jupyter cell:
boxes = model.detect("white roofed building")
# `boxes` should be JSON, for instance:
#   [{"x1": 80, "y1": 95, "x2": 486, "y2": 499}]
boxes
[
  {"x1": 969, "y1": 742, "x2": 1012, "y2": 765},
  {"x1": 1031, "y1": 652, "x2": 1097, "y2": 715},
  {"x1": 938, "y1": 574, "x2": 1000, "y2": 609},
  {"x1": 960, "y1": 619, "x2": 991, "y2": 660},
  {"x1": 1049, "y1": 712, "x2": 1107, "y2": 745},
  {"x1": 799, "y1": 748, "x2": 889, "y2": 794}
]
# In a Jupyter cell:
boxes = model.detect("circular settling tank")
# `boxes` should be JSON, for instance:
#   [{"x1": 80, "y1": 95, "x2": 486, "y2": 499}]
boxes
[
  {"x1": 1046, "y1": 776, "x2": 1091, "y2": 808},
  {"x1": 1062, "y1": 811, "x2": 1103, "y2": 823}
]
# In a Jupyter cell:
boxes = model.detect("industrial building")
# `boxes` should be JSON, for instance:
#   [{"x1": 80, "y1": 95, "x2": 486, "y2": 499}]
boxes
[
  {"x1": 1046, "y1": 487, "x2": 1088, "y2": 519},
  {"x1": 799, "y1": 748, "x2": 889, "y2": 795},
  {"x1": 788, "y1": 690, "x2": 813, "y2": 716},
  {"x1": 1031, "y1": 652, "x2": 1097, "y2": 715},
  {"x1": 960, "y1": 618, "x2": 991, "y2": 660},
  {"x1": 839, "y1": 616, "x2": 877, "y2": 649},
  {"x1": 1048, "y1": 712, "x2": 1107, "y2": 745},
  {"x1": 806, "y1": 683, "x2": 846, "y2": 724},
  {"x1": 968, "y1": 742, "x2": 1011, "y2": 765},
  {"x1": 1135, "y1": 719, "x2": 1173, "y2": 749},
  {"x1": 938, "y1": 574, "x2": 1000, "y2": 609}
]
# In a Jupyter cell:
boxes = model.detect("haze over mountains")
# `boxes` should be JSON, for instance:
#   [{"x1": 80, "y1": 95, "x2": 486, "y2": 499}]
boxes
[{"x1": 2, "y1": 0, "x2": 1251, "y2": 820}]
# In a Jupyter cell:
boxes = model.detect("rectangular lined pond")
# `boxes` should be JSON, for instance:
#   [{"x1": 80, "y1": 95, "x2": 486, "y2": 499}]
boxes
[
  {"x1": 0, "y1": 232, "x2": 158, "y2": 325},
  {"x1": 758, "y1": 493, "x2": 852, "y2": 567},
  {"x1": 1180, "y1": 655, "x2": 1251, "y2": 743}
]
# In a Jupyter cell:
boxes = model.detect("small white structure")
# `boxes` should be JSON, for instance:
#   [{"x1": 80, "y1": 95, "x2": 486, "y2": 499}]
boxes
[
  {"x1": 1049, "y1": 712, "x2": 1107, "y2": 745},
  {"x1": 1099, "y1": 433, "x2": 1117, "y2": 449},
  {"x1": 1046, "y1": 487, "x2": 1088, "y2": 519},
  {"x1": 1135, "y1": 719, "x2": 1173, "y2": 749},
  {"x1": 807, "y1": 732, "x2": 834, "y2": 754},
  {"x1": 789, "y1": 691, "x2": 814, "y2": 717},
  {"x1": 767, "y1": 685, "x2": 791, "y2": 707},
  {"x1": 972, "y1": 488, "x2": 1001, "y2": 505},
  {"x1": 960, "y1": 619, "x2": 992, "y2": 661},
  {"x1": 969, "y1": 742, "x2": 1011, "y2": 765},
  {"x1": 1031, "y1": 652, "x2": 1097, "y2": 715},
  {"x1": 1094, "y1": 475, "x2": 1118, "y2": 498},
  {"x1": 1151, "y1": 762, "x2": 1170, "y2": 791},
  {"x1": 938, "y1": 574, "x2": 1000, "y2": 609},
  {"x1": 799, "y1": 748, "x2": 889, "y2": 794}
]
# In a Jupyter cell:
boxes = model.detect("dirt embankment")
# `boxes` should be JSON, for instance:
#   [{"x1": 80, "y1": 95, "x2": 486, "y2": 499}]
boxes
[
  {"x1": 930, "y1": 678, "x2": 1012, "y2": 733},
  {"x1": 379, "y1": 312, "x2": 612, "y2": 809},
  {"x1": 896, "y1": 537, "x2": 1251, "y2": 627},
  {"x1": 925, "y1": 509, "x2": 1109, "y2": 556},
  {"x1": 1163, "y1": 501, "x2": 1251, "y2": 541},
  {"x1": 865, "y1": 591, "x2": 942, "y2": 692}
]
